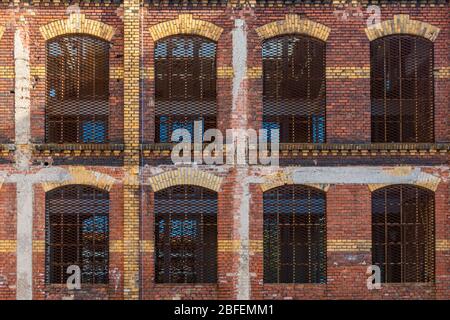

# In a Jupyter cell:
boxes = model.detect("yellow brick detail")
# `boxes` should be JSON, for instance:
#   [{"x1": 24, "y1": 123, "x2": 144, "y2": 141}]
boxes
[
  {"x1": 328, "y1": 240, "x2": 371, "y2": 252},
  {"x1": 149, "y1": 168, "x2": 223, "y2": 192},
  {"x1": 0, "y1": 26, "x2": 4, "y2": 41},
  {"x1": 40, "y1": 13, "x2": 115, "y2": 42},
  {"x1": 435, "y1": 67, "x2": 450, "y2": 79},
  {"x1": 218, "y1": 240, "x2": 241, "y2": 252},
  {"x1": 42, "y1": 167, "x2": 116, "y2": 192},
  {"x1": 0, "y1": 66, "x2": 15, "y2": 79},
  {"x1": 365, "y1": 15, "x2": 440, "y2": 42},
  {"x1": 217, "y1": 66, "x2": 234, "y2": 79},
  {"x1": 140, "y1": 240, "x2": 154, "y2": 253},
  {"x1": 436, "y1": 239, "x2": 450, "y2": 251},
  {"x1": 149, "y1": 14, "x2": 223, "y2": 42},
  {"x1": 0, "y1": 240, "x2": 16, "y2": 253},
  {"x1": 256, "y1": 14, "x2": 331, "y2": 42},
  {"x1": 110, "y1": 240, "x2": 124, "y2": 253},
  {"x1": 31, "y1": 65, "x2": 46, "y2": 78},
  {"x1": 326, "y1": 66, "x2": 370, "y2": 79},
  {"x1": 33, "y1": 240, "x2": 45, "y2": 253},
  {"x1": 246, "y1": 67, "x2": 262, "y2": 79}
]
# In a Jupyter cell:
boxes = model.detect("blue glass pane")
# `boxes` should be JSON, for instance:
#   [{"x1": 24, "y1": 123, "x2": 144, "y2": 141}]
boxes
[{"x1": 82, "y1": 121, "x2": 105, "y2": 143}]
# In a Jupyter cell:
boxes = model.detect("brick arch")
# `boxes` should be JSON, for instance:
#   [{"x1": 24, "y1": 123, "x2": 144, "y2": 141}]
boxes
[
  {"x1": 365, "y1": 14, "x2": 440, "y2": 42},
  {"x1": 255, "y1": 14, "x2": 331, "y2": 42},
  {"x1": 149, "y1": 14, "x2": 223, "y2": 42},
  {"x1": 0, "y1": 26, "x2": 5, "y2": 41},
  {"x1": 148, "y1": 168, "x2": 223, "y2": 192},
  {"x1": 368, "y1": 182, "x2": 439, "y2": 193},
  {"x1": 42, "y1": 167, "x2": 116, "y2": 192},
  {"x1": 260, "y1": 172, "x2": 330, "y2": 193},
  {"x1": 39, "y1": 13, "x2": 115, "y2": 42}
]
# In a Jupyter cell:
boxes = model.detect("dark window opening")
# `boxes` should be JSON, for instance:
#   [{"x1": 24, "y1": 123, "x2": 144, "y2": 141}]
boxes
[
  {"x1": 262, "y1": 35, "x2": 326, "y2": 143},
  {"x1": 45, "y1": 185, "x2": 109, "y2": 284},
  {"x1": 155, "y1": 36, "x2": 217, "y2": 143},
  {"x1": 46, "y1": 35, "x2": 110, "y2": 143},
  {"x1": 155, "y1": 185, "x2": 217, "y2": 283},
  {"x1": 372, "y1": 185, "x2": 435, "y2": 283},
  {"x1": 263, "y1": 185, "x2": 326, "y2": 283},
  {"x1": 370, "y1": 35, "x2": 434, "y2": 143}
]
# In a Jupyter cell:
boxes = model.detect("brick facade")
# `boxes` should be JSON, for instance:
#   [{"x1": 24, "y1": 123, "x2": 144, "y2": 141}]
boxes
[{"x1": 0, "y1": 0, "x2": 448, "y2": 300}]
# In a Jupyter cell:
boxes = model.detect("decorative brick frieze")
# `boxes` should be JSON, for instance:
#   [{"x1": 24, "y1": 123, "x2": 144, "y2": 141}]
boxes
[
  {"x1": 327, "y1": 239, "x2": 371, "y2": 252},
  {"x1": 326, "y1": 66, "x2": 370, "y2": 79}
]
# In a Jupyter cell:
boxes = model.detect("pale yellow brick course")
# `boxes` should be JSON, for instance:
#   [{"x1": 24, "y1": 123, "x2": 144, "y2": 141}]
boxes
[
  {"x1": 436, "y1": 239, "x2": 450, "y2": 251},
  {"x1": 365, "y1": 14, "x2": 440, "y2": 42},
  {"x1": 0, "y1": 240, "x2": 16, "y2": 253},
  {"x1": 435, "y1": 67, "x2": 450, "y2": 79},
  {"x1": 0, "y1": 26, "x2": 4, "y2": 41},
  {"x1": 328, "y1": 240, "x2": 371, "y2": 252},
  {"x1": 326, "y1": 66, "x2": 370, "y2": 79}
]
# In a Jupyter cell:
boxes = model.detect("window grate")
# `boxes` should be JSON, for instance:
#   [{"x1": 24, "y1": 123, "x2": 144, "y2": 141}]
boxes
[
  {"x1": 155, "y1": 36, "x2": 217, "y2": 143},
  {"x1": 262, "y1": 35, "x2": 326, "y2": 143},
  {"x1": 263, "y1": 185, "x2": 326, "y2": 283},
  {"x1": 154, "y1": 185, "x2": 217, "y2": 283},
  {"x1": 372, "y1": 185, "x2": 435, "y2": 283},
  {"x1": 46, "y1": 35, "x2": 110, "y2": 143},
  {"x1": 45, "y1": 185, "x2": 109, "y2": 284},
  {"x1": 370, "y1": 35, "x2": 434, "y2": 143}
]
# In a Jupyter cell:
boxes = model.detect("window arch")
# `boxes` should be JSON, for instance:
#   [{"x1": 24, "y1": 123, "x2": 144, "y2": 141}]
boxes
[
  {"x1": 370, "y1": 35, "x2": 434, "y2": 143},
  {"x1": 154, "y1": 35, "x2": 217, "y2": 143},
  {"x1": 263, "y1": 184, "x2": 326, "y2": 283},
  {"x1": 154, "y1": 185, "x2": 217, "y2": 283},
  {"x1": 372, "y1": 184, "x2": 435, "y2": 283},
  {"x1": 262, "y1": 35, "x2": 326, "y2": 143},
  {"x1": 45, "y1": 185, "x2": 109, "y2": 284},
  {"x1": 46, "y1": 35, "x2": 110, "y2": 143}
]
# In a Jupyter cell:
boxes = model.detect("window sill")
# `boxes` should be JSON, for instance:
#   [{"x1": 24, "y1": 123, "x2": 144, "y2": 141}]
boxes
[{"x1": 33, "y1": 143, "x2": 125, "y2": 156}]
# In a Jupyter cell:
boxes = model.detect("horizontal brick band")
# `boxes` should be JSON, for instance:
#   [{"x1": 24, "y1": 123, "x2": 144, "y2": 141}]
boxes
[
  {"x1": 31, "y1": 65, "x2": 45, "y2": 78},
  {"x1": 149, "y1": 168, "x2": 223, "y2": 192},
  {"x1": 0, "y1": 240, "x2": 16, "y2": 253},
  {"x1": 217, "y1": 66, "x2": 234, "y2": 79},
  {"x1": 0, "y1": 66, "x2": 14, "y2": 79},
  {"x1": 33, "y1": 240, "x2": 45, "y2": 253},
  {"x1": 365, "y1": 14, "x2": 440, "y2": 42},
  {"x1": 40, "y1": 13, "x2": 115, "y2": 42},
  {"x1": 256, "y1": 14, "x2": 330, "y2": 42},
  {"x1": 0, "y1": 26, "x2": 4, "y2": 41},
  {"x1": 326, "y1": 66, "x2": 370, "y2": 79},
  {"x1": 435, "y1": 67, "x2": 450, "y2": 79},
  {"x1": 149, "y1": 14, "x2": 223, "y2": 42},
  {"x1": 436, "y1": 240, "x2": 450, "y2": 251},
  {"x1": 328, "y1": 240, "x2": 371, "y2": 252}
]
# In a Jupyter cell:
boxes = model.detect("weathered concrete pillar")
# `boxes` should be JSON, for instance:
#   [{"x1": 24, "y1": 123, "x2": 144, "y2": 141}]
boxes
[
  {"x1": 14, "y1": 16, "x2": 32, "y2": 300},
  {"x1": 231, "y1": 17, "x2": 251, "y2": 300}
]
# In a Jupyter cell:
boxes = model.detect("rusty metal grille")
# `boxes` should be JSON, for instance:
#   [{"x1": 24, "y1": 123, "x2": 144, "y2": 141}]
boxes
[
  {"x1": 155, "y1": 36, "x2": 217, "y2": 142},
  {"x1": 155, "y1": 185, "x2": 217, "y2": 283},
  {"x1": 45, "y1": 185, "x2": 109, "y2": 284},
  {"x1": 46, "y1": 35, "x2": 110, "y2": 143},
  {"x1": 372, "y1": 185, "x2": 435, "y2": 283},
  {"x1": 262, "y1": 35, "x2": 326, "y2": 143},
  {"x1": 371, "y1": 35, "x2": 434, "y2": 143},
  {"x1": 263, "y1": 185, "x2": 326, "y2": 283}
]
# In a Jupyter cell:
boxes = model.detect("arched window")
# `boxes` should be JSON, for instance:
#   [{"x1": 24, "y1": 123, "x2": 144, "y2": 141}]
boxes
[
  {"x1": 263, "y1": 185, "x2": 326, "y2": 283},
  {"x1": 46, "y1": 35, "x2": 110, "y2": 143},
  {"x1": 154, "y1": 185, "x2": 217, "y2": 283},
  {"x1": 262, "y1": 35, "x2": 326, "y2": 143},
  {"x1": 154, "y1": 35, "x2": 217, "y2": 143},
  {"x1": 370, "y1": 35, "x2": 434, "y2": 142},
  {"x1": 372, "y1": 185, "x2": 435, "y2": 283},
  {"x1": 46, "y1": 185, "x2": 109, "y2": 284}
]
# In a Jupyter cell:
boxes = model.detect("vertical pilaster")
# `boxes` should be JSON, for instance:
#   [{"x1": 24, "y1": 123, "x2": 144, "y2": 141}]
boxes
[{"x1": 123, "y1": 0, "x2": 141, "y2": 300}]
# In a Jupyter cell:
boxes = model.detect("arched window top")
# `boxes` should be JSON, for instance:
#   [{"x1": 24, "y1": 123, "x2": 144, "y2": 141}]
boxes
[
  {"x1": 46, "y1": 184, "x2": 109, "y2": 284},
  {"x1": 262, "y1": 35, "x2": 326, "y2": 144},
  {"x1": 154, "y1": 184, "x2": 217, "y2": 283},
  {"x1": 372, "y1": 184, "x2": 435, "y2": 283},
  {"x1": 370, "y1": 34, "x2": 434, "y2": 143},
  {"x1": 46, "y1": 34, "x2": 110, "y2": 143}
]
